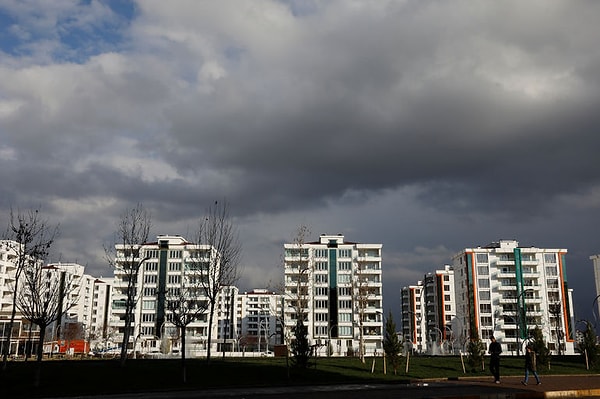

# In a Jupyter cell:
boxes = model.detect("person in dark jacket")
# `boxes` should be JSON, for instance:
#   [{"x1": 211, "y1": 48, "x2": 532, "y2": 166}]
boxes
[
  {"x1": 521, "y1": 345, "x2": 541, "y2": 385},
  {"x1": 488, "y1": 336, "x2": 502, "y2": 383}
]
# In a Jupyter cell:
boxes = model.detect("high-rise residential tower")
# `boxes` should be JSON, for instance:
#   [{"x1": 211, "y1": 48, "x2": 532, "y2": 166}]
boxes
[
  {"x1": 283, "y1": 234, "x2": 383, "y2": 357},
  {"x1": 452, "y1": 239, "x2": 575, "y2": 355}
]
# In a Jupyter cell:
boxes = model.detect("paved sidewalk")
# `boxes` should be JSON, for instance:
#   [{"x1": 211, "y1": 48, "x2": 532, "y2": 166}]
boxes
[{"x1": 439, "y1": 374, "x2": 600, "y2": 398}]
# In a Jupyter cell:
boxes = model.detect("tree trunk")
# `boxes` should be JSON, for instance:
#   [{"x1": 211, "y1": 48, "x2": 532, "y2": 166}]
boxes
[
  {"x1": 34, "y1": 325, "x2": 47, "y2": 388},
  {"x1": 206, "y1": 302, "x2": 215, "y2": 363},
  {"x1": 120, "y1": 297, "x2": 133, "y2": 367},
  {"x1": 181, "y1": 327, "x2": 187, "y2": 384}
]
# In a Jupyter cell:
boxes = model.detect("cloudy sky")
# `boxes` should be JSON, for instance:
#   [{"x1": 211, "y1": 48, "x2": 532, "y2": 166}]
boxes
[{"x1": 1, "y1": 0, "x2": 600, "y2": 321}]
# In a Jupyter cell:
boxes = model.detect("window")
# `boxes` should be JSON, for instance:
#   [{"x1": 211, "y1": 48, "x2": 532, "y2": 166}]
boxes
[
  {"x1": 314, "y1": 326, "x2": 328, "y2": 336},
  {"x1": 315, "y1": 300, "x2": 328, "y2": 309},
  {"x1": 168, "y1": 262, "x2": 181, "y2": 271},
  {"x1": 444, "y1": 275, "x2": 450, "y2": 281},
  {"x1": 143, "y1": 287, "x2": 156, "y2": 296},
  {"x1": 339, "y1": 287, "x2": 352, "y2": 296},
  {"x1": 444, "y1": 285, "x2": 450, "y2": 291},
  {"x1": 338, "y1": 249, "x2": 352, "y2": 258},
  {"x1": 339, "y1": 313, "x2": 352, "y2": 322},
  {"x1": 142, "y1": 300, "x2": 155, "y2": 310},
  {"x1": 167, "y1": 275, "x2": 181, "y2": 284},
  {"x1": 315, "y1": 274, "x2": 328, "y2": 283},
  {"x1": 145, "y1": 262, "x2": 158, "y2": 271},
  {"x1": 315, "y1": 313, "x2": 328, "y2": 322},
  {"x1": 314, "y1": 249, "x2": 328, "y2": 258},
  {"x1": 479, "y1": 303, "x2": 492, "y2": 314},
  {"x1": 544, "y1": 253, "x2": 557, "y2": 264},
  {"x1": 477, "y1": 266, "x2": 489, "y2": 275},
  {"x1": 479, "y1": 291, "x2": 490, "y2": 300},
  {"x1": 481, "y1": 316, "x2": 492, "y2": 326},
  {"x1": 478, "y1": 279, "x2": 490, "y2": 288},
  {"x1": 476, "y1": 253, "x2": 488, "y2": 263},
  {"x1": 338, "y1": 274, "x2": 351, "y2": 283},
  {"x1": 145, "y1": 250, "x2": 159, "y2": 259},
  {"x1": 315, "y1": 262, "x2": 328, "y2": 270},
  {"x1": 545, "y1": 266, "x2": 558, "y2": 276},
  {"x1": 315, "y1": 287, "x2": 328, "y2": 296},
  {"x1": 144, "y1": 275, "x2": 157, "y2": 284},
  {"x1": 169, "y1": 250, "x2": 182, "y2": 258},
  {"x1": 142, "y1": 313, "x2": 155, "y2": 322},
  {"x1": 444, "y1": 295, "x2": 450, "y2": 301},
  {"x1": 444, "y1": 304, "x2": 451, "y2": 311},
  {"x1": 338, "y1": 326, "x2": 352, "y2": 336},
  {"x1": 338, "y1": 262, "x2": 351, "y2": 270},
  {"x1": 339, "y1": 300, "x2": 352, "y2": 309}
]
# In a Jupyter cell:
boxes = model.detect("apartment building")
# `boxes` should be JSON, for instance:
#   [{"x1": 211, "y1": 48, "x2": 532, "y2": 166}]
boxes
[
  {"x1": 283, "y1": 234, "x2": 383, "y2": 357},
  {"x1": 400, "y1": 282, "x2": 425, "y2": 353},
  {"x1": 452, "y1": 239, "x2": 575, "y2": 355},
  {"x1": 111, "y1": 235, "x2": 219, "y2": 355},
  {"x1": 400, "y1": 265, "x2": 455, "y2": 354},
  {"x1": 235, "y1": 289, "x2": 282, "y2": 353}
]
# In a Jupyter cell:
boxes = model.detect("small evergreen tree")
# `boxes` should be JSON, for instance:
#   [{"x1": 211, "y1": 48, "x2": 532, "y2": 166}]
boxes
[
  {"x1": 529, "y1": 327, "x2": 550, "y2": 367},
  {"x1": 291, "y1": 320, "x2": 311, "y2": 368},
  {"x1": 466, "y1": 337, "x2": 485, "y2": 371},
  {"x1": 383, "y1": 312, "x2": 402, "y2": 374}
]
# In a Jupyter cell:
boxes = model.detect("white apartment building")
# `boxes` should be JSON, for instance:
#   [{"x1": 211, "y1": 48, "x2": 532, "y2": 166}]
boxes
[
  {"x1": 452, "y1": 239, "x2": 575, "y2": 355},
  {"x1": 283, "y1": 234, "x2": 383, "y2": 357},
  {"x1": 235, "y1": 289, "x2": 282, "y2": 353},
  {"x1": 401, "y1": 265, "x2": 455, "y2": 355},
  {"x1": 0, "y1": 247, "x2": 92, "y2": 356},
  {"x1": 111, "y1": 235, "x2": 221, "y2": 356},
  {"x1": 400, "y1": 282, "x2": 425, "y2": 353},
  {"x1": 74, "y1": 276, "x2": 113, "y2": 347}
]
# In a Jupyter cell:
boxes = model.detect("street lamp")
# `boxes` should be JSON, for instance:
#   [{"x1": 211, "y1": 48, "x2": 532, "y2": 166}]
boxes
[
  {"x1": 327, "y1": 324, "x2": 338, "y2": 357},
  {"x1": 516, "y1": 288, "x2": 534, "y2": 357}
]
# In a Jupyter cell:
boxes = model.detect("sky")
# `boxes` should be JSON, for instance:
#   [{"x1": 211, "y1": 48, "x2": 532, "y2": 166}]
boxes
[{"x1": 1, "y1": 0, "x2": 600, "y2": 324}]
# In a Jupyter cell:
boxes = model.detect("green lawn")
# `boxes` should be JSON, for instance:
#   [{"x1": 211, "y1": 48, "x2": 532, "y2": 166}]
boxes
[{"x1": 0, "y1": 355, "x2": 594, "y2": 398}]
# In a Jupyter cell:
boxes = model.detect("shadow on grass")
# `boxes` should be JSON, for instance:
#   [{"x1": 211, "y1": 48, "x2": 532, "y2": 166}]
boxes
[{"x1": 0, "y1": 355, "x2": 594, "y2": 398}]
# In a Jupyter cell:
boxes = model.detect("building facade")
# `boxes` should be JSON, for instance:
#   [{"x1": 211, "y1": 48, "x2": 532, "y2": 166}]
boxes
[
  {"x1": 401, "y1": 265, "x2": 455, "y2": 355},
  {"x1": 111, "y1": 235, "x2": 219, "y2": 355},
  {"x1": 235, "y1": 289, "x2": 282, "y2": 353},
  {"x1": 452, "y1": 239, "x2": 575, "y2": 355},
  {"x1": 283, "y1": 234, "x2": 383, "y2": 357}
]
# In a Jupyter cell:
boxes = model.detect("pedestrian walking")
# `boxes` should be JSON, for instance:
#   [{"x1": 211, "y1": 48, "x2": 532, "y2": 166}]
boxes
[
  {"x1": 488, "y1": 336, "x2": 502, "y2": 383},
  {"x1": 521, "y1": 345, "x2": 541, "y2": 385}
]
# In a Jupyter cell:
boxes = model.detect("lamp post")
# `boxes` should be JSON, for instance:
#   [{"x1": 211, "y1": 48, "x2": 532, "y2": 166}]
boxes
[
  {"x1": 327, "y1": 324, "x2": 338, "y2": 357},
  {"x1": 516, "y1": 288, "x2": 534, "y2": 357}
]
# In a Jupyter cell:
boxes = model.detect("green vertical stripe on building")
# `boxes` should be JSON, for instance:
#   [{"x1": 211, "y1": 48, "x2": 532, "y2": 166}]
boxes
[
  {"x1": 561, "y1": 254, "x2": 573, "y2": 340},
  {"x1": 329, "y1": 248, "x2": 338, "y2": 337},
  {"x1": 514, "y1": 248, "x2": 527, "y2": 339},
  {"x1": 156, "y1": 241, "x2": 168, "y2": 337},
  {"x1": 466, "y1": 254, "x2": 477, "y2": 339}
]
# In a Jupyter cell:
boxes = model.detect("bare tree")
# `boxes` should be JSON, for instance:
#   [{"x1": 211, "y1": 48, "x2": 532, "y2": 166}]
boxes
[
  {"x1": 284, "y1": 225, "x2": 312, "y2": 368},
  {"x1": 16, "y1": 263, "x2": 79, "y2": 386},
  {"x1": 1, "y1": 209, "x2": 58, "y2": 371},
  {"x1": 105, "y1": 204, "x2": 151, "y2": 367},
  {"x1": 165, "y1": 274, "x2": 209, "y2": 383},
  {"x1": 193, "y1": 200, "x2": 241, "y2": 364},
  {"x1": 353, "y1": 262, "x2": 370, "y2": 363}
]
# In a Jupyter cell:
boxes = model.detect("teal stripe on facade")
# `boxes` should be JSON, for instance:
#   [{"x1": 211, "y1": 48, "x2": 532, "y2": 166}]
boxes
[
  {"x1": 328, "y1": 248, "x2": 338, "y2": 337},
  {"x1": 156, "y1": 242, "x2": 168, "y2": 337},
  {"x1": 514, "y1": 248, "x2": 527, "y2": 339},
  {"x1": 560, "y1": 253, "x2": 573, "y2": 340}
]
